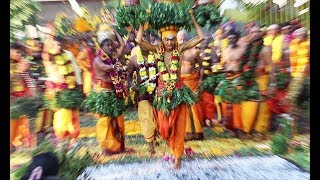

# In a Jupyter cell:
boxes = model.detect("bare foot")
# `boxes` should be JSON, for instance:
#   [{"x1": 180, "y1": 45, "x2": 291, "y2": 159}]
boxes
[{"x1": 174, "y1": 158, "x2": 181, "y2": 170}]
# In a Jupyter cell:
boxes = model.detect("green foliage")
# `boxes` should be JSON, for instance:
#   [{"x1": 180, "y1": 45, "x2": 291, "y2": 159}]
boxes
[
  {"x1": 83, "y1": 91, "x2": 125, "y2": 118},
  {"x1": 221, "y1": 77, "x2": 246, "y2": 103},
  {"x1": 55, "y1": 88, "x2": 85, "y2": 109},
  {"x1": 234, "y1": 146, "x2": 265, "y2": 157},
  {"x1": 275, "y1": 70, "x2": 290, "y2": 90},
  {"x1": 115, "y1": 5, "x2": 151, "y2": 29},
  {"x1": 153, "y1": 85, "x2": 196, "y2": 115},
  {"x1": 10, "y1": 95, "x2": 44, "y2": 119},
  {"x1": 55, "y1": 14, "x2": 76, "y2": 37},
  {"x1": 150, "y1": 3, "x2": 191, "y2": 31},
  {"x1": 202, "y1": 73, "x2": 225, "y2": 95},
  {"x1": 10, "y1": 0, "x2": 41, "y2": 42},
  {"x1": 271, "y1": 134, "x2": 288, "y2": 155},
  {"x1": 286, "y1": 150, "x2": 310, "y2": 172},
  {"x1": 194, "y1": 4, "x2": 222, "y2": 31}
]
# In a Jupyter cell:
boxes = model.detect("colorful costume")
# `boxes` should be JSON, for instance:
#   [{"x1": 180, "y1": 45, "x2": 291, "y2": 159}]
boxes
[
  {"x1": 10, "y1": 60, "x2": 35, "y2": 149},
  {"x1": 181, "y1": 72, "x2": 203, "y2": 140},
  {"x1": 83, "y1": 50, "x2": 127, "y2": 153},
  {"x1": 135, "y1": 47, "x2": 157, "y2": 143},
  {"x1": 45, "y1": 51, "x2": 84, "y2": 140},
  {"x1": 153, "y1": 43, "x2": 196, "y2": 160}
]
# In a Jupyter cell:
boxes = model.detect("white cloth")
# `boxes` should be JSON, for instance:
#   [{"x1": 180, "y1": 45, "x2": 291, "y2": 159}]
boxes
[{"x1": 63, "y1": 50, "x2": 82, "y2": 85}]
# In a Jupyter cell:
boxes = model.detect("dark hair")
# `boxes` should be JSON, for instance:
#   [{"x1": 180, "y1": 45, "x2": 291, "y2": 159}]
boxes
[
  {"x1": 54, "y1": 36, "x2": 65, "y2": 43},
  {"x1": 100, "y1": 38, "x2": 113, "y2": 48},
  {"x1": 21, "y1": 152, "x2": 59, "y2": 180},
  {"x1": 228, "y1": 30, "x2": 240, "y2": 39},
  {"x1": 10, "y1": 43, "x2": 22, "y2": 50}
]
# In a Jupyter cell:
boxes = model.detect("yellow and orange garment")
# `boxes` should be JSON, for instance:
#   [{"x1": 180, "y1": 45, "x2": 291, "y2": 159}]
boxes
[
  {"x1": 10, "y1": 115, "x2": 31, "y2": 149},
  {"x1": 156, "y1": 80, "x2": 189, "y2": 159},
  {"x1": 34, "y1": 108, "x2": 54, "y2": 133},
  {"x1": 93, "y1": 79, "x2": 125, "y2": 153},
  {"x1": 181, "y1": 72, "x2": 204, "y2": 140}
]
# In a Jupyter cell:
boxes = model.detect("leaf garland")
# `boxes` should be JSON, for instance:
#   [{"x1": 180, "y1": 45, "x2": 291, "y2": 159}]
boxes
[
  {"x1": 82, "y1": 91, "x2": 125, "y2": 118},
  {"x1": 153, "y1": 85, "x2": 196, "y2": 115},
  {"x1": 150, "y1": 3, "x2": 191, "y2": 31},
  {"x1": 220, "y1": 76, "x2": 246, "y2": 104},
  {"x1": 202, "y1": 73, "x2": 225, "y2": 95},
  {"x1": 115, "y1": 5, "x2": 151, "y2": 29},
  {"x1": 10, "y1": 95, "x2": 44, "y2": 119},
  {"x1": 55, "y1": 88, "x2": 85, "y2": 109},
  {"x1": 194, "y1": 4, "x2": 222, "y2": 30}
]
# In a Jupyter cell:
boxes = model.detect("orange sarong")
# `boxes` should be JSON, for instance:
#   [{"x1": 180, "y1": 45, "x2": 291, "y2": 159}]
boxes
[
  {"x1": 200, "y1": 92, "x2": 215, "y2": 120},
  {"x1": 10, "y1": 115, "x2": 31, "y2": 149},
  {"x1": 157, "y1": 104, "x2": 188, "y2": 159},
  {"x1": 181, "y1": 72, "x2": 204, "y2": 140},
  {"x1": 222, "y1": 103, "x2": 242, "y2": 130}
]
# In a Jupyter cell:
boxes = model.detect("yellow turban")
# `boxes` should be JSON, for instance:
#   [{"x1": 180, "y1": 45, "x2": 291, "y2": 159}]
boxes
[{"x1": 161, "y1": 30, "x2": 178, "y2": 40}]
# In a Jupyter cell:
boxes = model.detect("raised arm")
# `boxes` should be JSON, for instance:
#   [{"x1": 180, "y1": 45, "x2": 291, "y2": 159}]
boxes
[
  {"x1": 136, "y1": 25, "x2": 158, "y2": 53},
  {"x1": 114, "y1": 28, "x2": 125, "y2": 59},
  {"x1": 127, "y1": 55, "x2": 137, "y2": 90},
  {"x1": 180, "y1": 10, "x2": 204, "y2": 53},
  {"x1": 94, "y1": 57, "x2": 114, "y2": 72}
]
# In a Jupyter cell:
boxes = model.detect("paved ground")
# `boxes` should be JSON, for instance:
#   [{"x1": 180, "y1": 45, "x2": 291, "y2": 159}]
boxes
[{"x1": 78, "y1": 155, "x2": 310, "y2": 180}]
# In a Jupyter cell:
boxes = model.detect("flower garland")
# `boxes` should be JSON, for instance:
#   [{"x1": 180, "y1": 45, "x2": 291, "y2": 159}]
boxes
[
  {"x1": 201, "y1": 47, "x2": 212, "y2": 75},
  {"x1": 136, "y1": 47, "x2": 157, "y2": 94},
  {"x1": 53, "y1": 52, "x2": 76, "y2": 89},
  {"x1": 157, "y1": 44, "x2": 180, "y2": 103},
  {"x1": 272, "y1": 35, "x2": 284, "y2": 64},
  {"x1": 98, "y1": 49, "x2": 128, "y2": 98}
]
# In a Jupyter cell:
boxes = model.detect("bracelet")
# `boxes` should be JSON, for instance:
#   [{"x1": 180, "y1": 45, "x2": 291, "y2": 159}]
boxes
[{"x1": 269, "y1": 83, "x2": 276, "y2": 86}]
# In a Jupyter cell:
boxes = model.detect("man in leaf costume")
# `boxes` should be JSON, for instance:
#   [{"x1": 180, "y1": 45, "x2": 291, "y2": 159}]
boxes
[
  {"x1": 239, "y1": 26, "x2": 276, "y2": 139},
  {"x1": 76, "y1": 38, "x2": 96, "y2": 96},
  {"x1": 10, "y1": 43, "x2": 34, "y2": 151},
  {"x1": 178, "y1": 30, "x2": 204, "y2": 141},
  {"x1": 83, "y1": 28, "x2": 127, "y2": 155},
  {"x1": 220, "y1": 31, "x2": 246, "y2": 137},
  {"x1": 42, "y1": 37, "x2": 84, "y2": 142},
  {"x1": 136, "y1": 8, "x2": 204, "y2": 169},
  {"x1": 127, "y1": 32, "x2": 158, "y2": 155}
]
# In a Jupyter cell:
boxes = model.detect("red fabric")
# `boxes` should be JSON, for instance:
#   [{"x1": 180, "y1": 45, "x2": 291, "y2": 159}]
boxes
[
  {"x1": 85, "y1": 47, "x2": 96, "y2": 81},
  {"x1": 200, "y1": 91, "x2": 215, "y2": 119},
  {"x1": 266, "y1": 90, "x2": 290, "y2": 114}
]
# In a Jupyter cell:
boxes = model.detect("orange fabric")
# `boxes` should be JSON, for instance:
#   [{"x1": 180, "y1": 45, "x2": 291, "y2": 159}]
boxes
[
  {"x1": 96, "y1": 115, "x2": 124, "y2": 153},
  {"x1": 157, "y1": 105, "x2": 188, "y2": 159},
  {"x1": 10, "y1": 115, "x2": 31, "y2": 149},
  {"x1": 181, "y1": 72, "x2": 204, "y2": 126},
  {"x1": 222, "y1": 103, "x2": 242, "y2": 130},
  {"x1": 200, "y1": 91, "x2": 215, "y2": 119}
]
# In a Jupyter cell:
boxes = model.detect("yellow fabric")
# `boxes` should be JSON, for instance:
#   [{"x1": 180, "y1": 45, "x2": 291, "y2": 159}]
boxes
[
  {"x1": 161, "y1": 30, "x2": 177, "y2": 40},
  {"x1": 82, "y1": 71, "x2": 92, "y2": 95},
  {"x1": 290, "y1": 39, "x2": 309, "y2": 78},
  {"x1": 256, "y1": 74, "x2": 269, "y2": 91},
  {"x1": 96, "y1": 115, "x2": 124, "y2": 153},
  {"x1": 53, "y1": 109, "x2": 80, "y2": 139},
  {"x1": 138, "y1": 100, "x2": 157, "y2": 142},
  {"x1": 272, "y1": 35, "x2": 284, "y2": 64},
  {"x1": 34, "y1": 109, "x2": 54, "y2": 133},
  {"x1": 76, "y1": 49, "x2": 91, "y2": 71},
  {"x1": 241, "y1": 101, "x2": 259, "y2": 133},
  {"x1": 263, "y1": 35, "x2": 273, "y2": 46},
  {"x1": 214, "y1": 95, "x2": 223, "y2": 121},
  {"x1": 254, "y1": 101, "x2": 271, "y2": 134}
]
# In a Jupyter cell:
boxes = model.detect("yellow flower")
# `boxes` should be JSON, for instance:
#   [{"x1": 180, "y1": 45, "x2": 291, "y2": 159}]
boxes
[
  {"x1": 204, "y1": 70, "x2": 210, "y2": 74},
  {"x1": 149, "y1": 70, "x2": 156, "y2": 76},
  {"x1": 65, "y1": 76, "x2": 76, "y2": 84},
  {"x1": 171, "y1": 74, "x2": 177, "y2": 80},
  {"x1": 147, "y1": 85, "x2": 155, "y2": 93},
  {"x1": 140, "y1": 70, "x2": 147, "y2": 77},
  {"x1": 162, "y1": 74, "x2": 169, "y2": 81},
  {"x1": 58, "y1": 66, "x2": 68, "y2": 75},
  {"x1": 203, "y1": 56, "x2": 211, "y2": 61},
  {"x1": 202, "y1": 61, "x2": 210, "y2": 66},
  {"x1": 204, "y1": 49, "x2": 212, "y2": 53},
  {"x1": 68, "y1": 83, "x2": 76, "y2": 89},
  {"x1": 62, "y1": 53, "x2": 69, "y2": 60}
]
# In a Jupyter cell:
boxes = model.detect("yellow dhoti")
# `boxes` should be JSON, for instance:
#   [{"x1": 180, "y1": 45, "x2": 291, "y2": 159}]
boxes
[
  {"x1": 53, "y1": 108, "x2": 80, "y2": 139},
  {"x1": 82, "y1": 71, "x2": 92, "y2": 95},
  {"x1": 34, "y1": 108, "x2": 54, "y2": 133},
  {"x1": 138, "y1": 100, "x2": 157, "y2": 142},
  {"x1": 181, "y1": 72, "x2": 204, "y2": 140},
  {"x1": 96, "y1": 115, "x2": 125, "y2": 153}
]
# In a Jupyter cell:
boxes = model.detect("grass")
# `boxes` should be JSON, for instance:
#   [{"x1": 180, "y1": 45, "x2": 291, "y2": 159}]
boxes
[{"x1": 284, "y1": 147, "x2": 310, "y2": 172}]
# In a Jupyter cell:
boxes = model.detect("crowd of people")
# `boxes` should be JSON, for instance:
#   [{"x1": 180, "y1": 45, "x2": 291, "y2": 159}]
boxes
[{"x1": 10, "y1": 8, "x2": 309, "y2": 170}]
